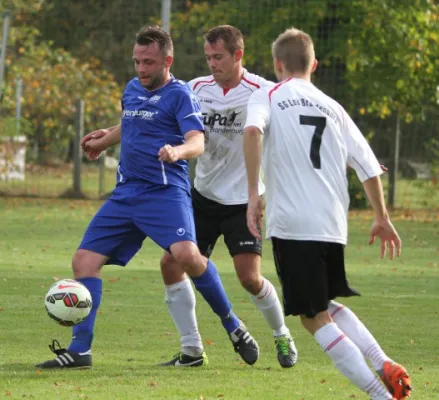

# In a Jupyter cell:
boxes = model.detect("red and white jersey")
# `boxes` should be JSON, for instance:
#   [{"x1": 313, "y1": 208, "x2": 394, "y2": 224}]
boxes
[
  {"x1": 244, "y1": 78, "x2": 383, "y2": 244},
  {"x1": 189, "y1": 70, "x2": 273, "y2": 205}
]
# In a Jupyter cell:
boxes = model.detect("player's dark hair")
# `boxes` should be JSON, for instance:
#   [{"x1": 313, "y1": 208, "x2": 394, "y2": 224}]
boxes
[
  {"x1": 272, "y1": 28, "x2": 314, "y2": 74},
  {"x1": 136, "y1": 26, "x2": 173, "y2": 56},
  {"x1": 204, "y1": 25, "x2": 244, "y2": 55}
]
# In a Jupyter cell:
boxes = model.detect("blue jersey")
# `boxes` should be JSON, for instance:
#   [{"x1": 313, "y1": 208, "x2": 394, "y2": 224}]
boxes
[{"x1": 118, "y1": 76, "x2": 204, "y2": 193}]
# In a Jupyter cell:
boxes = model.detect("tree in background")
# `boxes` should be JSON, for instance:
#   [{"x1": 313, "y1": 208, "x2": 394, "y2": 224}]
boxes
[{"x1": 0, "y1": 1, "x2": 121, "y2": 164}]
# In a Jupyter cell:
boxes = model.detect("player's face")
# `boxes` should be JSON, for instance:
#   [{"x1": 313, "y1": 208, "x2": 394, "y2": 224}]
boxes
[
  {"x1": 133, "y1": 43, "x2": 172, "y2": 91},
  {"x1": 204, "y1": 40, "x2": 240, "y2": 85}
]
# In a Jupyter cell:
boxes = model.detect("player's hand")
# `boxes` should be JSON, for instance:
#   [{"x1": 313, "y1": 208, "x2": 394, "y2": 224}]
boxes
[
  {"x1": 247, "y1": 193, "x2": 263, "y2": 240},
  {"x1": 158, "y1": 144, "x2": 180, "y2": 163},
  {"x1": 380, "y1": 164, "x2": 388, "y2": 172},
  {"x1": 81, "y1": 129, "x2": 110, "y2": 160},
  {"x1": 368, "y1": 217, "x2": 402, "y2": 260}
]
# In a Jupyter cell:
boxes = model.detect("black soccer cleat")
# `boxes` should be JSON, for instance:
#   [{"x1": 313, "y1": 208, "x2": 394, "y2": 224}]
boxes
[
  {"x1": 158, "y1": 351, "x2": 208, "y2": 367},
  {"x1": 35, "y1": 339, "x2": 92, "y2": 369},
  {"x1": 274, "y1": 334, "x2": 298, "y2": 368},
  {"x1": 229, "y1": 323, "x2": 259, "y2": 365}
]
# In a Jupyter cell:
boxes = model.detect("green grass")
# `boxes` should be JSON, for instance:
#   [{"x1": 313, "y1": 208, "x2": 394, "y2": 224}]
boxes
[{"x1": 0, "y1": 198, "x2": 438, "y2": 399}]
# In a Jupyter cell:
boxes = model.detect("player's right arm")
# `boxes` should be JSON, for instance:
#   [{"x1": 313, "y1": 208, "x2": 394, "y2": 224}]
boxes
[
  {"x1": 243, "y1": 89, "x2": 271, "y2": 239},
  {"x1": 81, "y1": 124, "x2": 122, "y2": 160}
]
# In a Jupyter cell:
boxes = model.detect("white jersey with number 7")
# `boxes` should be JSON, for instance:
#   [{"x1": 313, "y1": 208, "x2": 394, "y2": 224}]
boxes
[{"x1": 244, "y1": 78, "x2": 383, "y2": 244}]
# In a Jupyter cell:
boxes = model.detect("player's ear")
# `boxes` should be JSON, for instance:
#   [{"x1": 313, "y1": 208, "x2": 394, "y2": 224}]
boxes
[
  {"x1": 234, "y1": 49, "x2": 244, "y2": 62},
  {"x1": 273, "y1": 57, "x2": 283, "y2": 75},
  {"x1": 311, "y1": 58, "x2": 318, "y2": 73},
  {"x1": 164, "y1": 55, "x2": 173, "y2": 68}
]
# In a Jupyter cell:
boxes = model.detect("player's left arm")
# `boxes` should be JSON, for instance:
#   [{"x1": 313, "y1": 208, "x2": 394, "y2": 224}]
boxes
[
  {"x1": 158, "y1": 130, "x2": 204, "y2": 162},
  {"x1": 159, "y1": 86, "x2": 205, "y2": 163}
]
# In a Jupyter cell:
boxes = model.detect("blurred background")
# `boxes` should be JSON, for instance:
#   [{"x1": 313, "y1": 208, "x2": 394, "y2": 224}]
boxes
[{"x1": 0, "y1": 0, "x2": 437, "y2": 209}]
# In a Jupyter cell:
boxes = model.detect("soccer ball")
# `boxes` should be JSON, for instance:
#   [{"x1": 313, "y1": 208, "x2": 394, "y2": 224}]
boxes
[{"x1": 45, "y1": 279, "x2": 92, "y2": 327}]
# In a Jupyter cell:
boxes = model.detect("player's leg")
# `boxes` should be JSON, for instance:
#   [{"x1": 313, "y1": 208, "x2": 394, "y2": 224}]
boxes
[
  {"x1": 170, "y1": 241, "x2": 259, "y2": 365},
  {"x1": 272, "y1": 238, "x2": 393, "y2": 399},
  {"x1": 143, "y1": 186, "x2": 258, "y2": 365},
  {"x1": 325, "y1": 245, "x2": 412, "y2": 399},
  {"x1": 157, "y1": 188, "x2": 221, "y2": 366},
  {"x1": 36, "y1": 186, "x2": 145, "y2": 369},
  {"x1": 158, "y1": 251, "x2": 206, "y2": 366},
  {"x1": 222, "y1": 207, "x2": 297, "y2": 368},
  {"x1": 327, "y1": 302, "x2": 412, "y2": 399}
]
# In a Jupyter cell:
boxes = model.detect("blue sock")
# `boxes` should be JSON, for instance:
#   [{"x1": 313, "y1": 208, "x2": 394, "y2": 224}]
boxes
[
  {"x1": 68, "y1": 277, "x2": 102, "y2": 353},
  {"x1": 191, "y1": 260, "x2": 240, "y2": 334}
]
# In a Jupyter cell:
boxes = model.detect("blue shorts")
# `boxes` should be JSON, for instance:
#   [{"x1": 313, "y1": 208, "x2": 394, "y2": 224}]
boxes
[{"x1": 79, "y1": 180, "x2": 196, "y2": 266}]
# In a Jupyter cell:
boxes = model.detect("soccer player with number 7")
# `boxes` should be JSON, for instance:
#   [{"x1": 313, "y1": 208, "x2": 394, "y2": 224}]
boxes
[{"x1": 243, "y1": 27, "x2": 412, "y2": 400}]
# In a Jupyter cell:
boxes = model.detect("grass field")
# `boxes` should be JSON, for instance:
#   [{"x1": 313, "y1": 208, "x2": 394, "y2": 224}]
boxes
[{"x1": 0, "y1": 198, "x2": 438, "y2": 400}]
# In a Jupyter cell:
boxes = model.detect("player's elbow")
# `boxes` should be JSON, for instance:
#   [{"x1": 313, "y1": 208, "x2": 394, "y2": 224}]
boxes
[
  {"x1": 191, "y1": 136, "x2": 204, "y2": 158},
  {"x1": 244, "y1": 126, "x2": 262, "y2": 139}
]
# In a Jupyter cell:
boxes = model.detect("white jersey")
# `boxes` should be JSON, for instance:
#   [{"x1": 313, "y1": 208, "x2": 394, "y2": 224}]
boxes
[
  {"x1": 190, "y1": 70, "x2": 273, "y2": 205},
  {"x1": 245, "y1": 78, "x2": 383, "y2": 244}
]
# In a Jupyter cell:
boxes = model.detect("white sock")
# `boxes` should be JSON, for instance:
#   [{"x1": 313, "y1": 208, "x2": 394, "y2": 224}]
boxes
[
  {"x1": 328, "y1": 301, "x2": 391, "y2": 373},
  {"x1": 314, "y1": 323, "x2": 392, "y2": 399},
  {"x1": 250, "y1": 278, "x2": 290, "y2": 336},
  {"x1": 165, "y1": 279, "x2": 203, "y2": 356}
]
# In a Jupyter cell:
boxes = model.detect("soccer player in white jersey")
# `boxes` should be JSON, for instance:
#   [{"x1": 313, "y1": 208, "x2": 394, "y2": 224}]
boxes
[
  {"x1": 82, "y1": 25, "x2": 298, "y2": 369},
  {"x1": 243, "y1": 27, "x2": 412, "y2": 400},
  {"x1": 158, "y1": 25, "x2": 297, "y2": 368}
]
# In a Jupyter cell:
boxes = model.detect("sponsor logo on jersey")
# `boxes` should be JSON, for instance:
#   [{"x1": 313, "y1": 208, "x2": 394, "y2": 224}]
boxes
[
  {"x1": 202, "y1": 111, "x2": 241, "y2": 127},
  {"x1": 149, "y1": 95, "x2": 161, "y2": 104},
  {"x1": 137, "y1": 95, "x2": 161, "y2": 104},
  {"x1": 122, "y1": 109, "x2": 158, "y2": 120}
]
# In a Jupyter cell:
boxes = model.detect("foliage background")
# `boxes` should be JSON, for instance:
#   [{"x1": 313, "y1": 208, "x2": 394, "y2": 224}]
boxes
[{"x1": 0, "y1": 0, "x2": 437, "y2": 205}]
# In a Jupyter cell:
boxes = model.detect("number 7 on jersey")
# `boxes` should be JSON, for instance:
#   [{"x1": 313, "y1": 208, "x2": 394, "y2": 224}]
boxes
[{"x1": 299, "y1": 115, "x2": 327, "y2": 169}]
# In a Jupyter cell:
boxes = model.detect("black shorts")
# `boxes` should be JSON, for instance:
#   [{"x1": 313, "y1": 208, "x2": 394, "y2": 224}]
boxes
[
  {"x1": 191, "y1": 188, "x2": 262, "y2": 258},
  {"x1": 271, "y1": 238, "x2": 360, "y2": 318}
]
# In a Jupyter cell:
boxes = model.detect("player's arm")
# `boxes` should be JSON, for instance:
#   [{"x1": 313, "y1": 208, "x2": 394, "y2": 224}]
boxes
[
  {"x1": 343, "y1": 112, "x2": 401, "y2": 259},
  {"x1": 362, "y1": 176, "x2": 401, "y2": 260},
  {"x1": 243, "y1": 126, "x2": 263, "y2": 198},
  {"x1": 158, "y1": 130, "x2": 204, "y2": 162},
  {"x1": 243, "y1": 89, "x2": 271, "y2": 239},
  {"x1": 82, "y1": 124, "x2": 122, "y2": 160},
  {"x1": 159, "y1": 87, "x2": 205, "y2": 163}
]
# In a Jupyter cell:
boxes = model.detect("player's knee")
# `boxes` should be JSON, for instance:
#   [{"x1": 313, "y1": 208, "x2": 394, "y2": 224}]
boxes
[
  {"x1": 71, "y1": 249, "x2": 102, "y2": 278},
  {"x1": 172, "y1": 243, "x2": 201, "y2": 269},
  {"x1": 174, "y1": 248, "x2": 199, "y2": 268},
  {"x1": 300, "y1": 311, "x2": 332, "y2": 334},
  {"x1": 238, "y1": 273, "x2": 262, "y2": 294},
  {"x1": 160, "y1": 252, "x2": 187, "y2": 284}
]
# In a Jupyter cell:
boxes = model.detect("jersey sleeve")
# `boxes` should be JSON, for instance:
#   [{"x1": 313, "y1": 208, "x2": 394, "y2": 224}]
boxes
[
  {"x1": 244, "y1": 88, "x2": 271, "y2": 133},
  {"x1": 343, "y1": 112, "x2": 383, "y2": 182},
  {"x1": 175, "y1": 88, "x2": 205, "y2": 135}
]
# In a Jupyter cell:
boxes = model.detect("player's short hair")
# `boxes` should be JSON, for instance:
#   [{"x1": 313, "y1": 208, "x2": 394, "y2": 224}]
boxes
[
  {"x1": 204, "y1": 25, "x2": 244, "y2": 55},
  {"x1": 136, "y1": 26, "x2": 173, "y2": 57},
  {"x1": 272, "y1": 28, "x2": 315, "y2": 74}
]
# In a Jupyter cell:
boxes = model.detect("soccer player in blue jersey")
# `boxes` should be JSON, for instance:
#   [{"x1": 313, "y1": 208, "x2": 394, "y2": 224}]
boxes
[{"x1": 35, "y1": 26, "x2": 258, "y2": 369}]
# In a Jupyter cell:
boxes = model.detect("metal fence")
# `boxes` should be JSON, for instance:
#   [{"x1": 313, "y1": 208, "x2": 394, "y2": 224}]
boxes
[{"x1": 0, "y1": 0, "x2": 437, "y2": 208}]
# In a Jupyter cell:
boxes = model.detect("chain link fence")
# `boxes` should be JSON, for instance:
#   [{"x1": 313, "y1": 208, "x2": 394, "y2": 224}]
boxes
[{"x1": 0, "y1": 0, "x2": 438, "y2": 208}]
